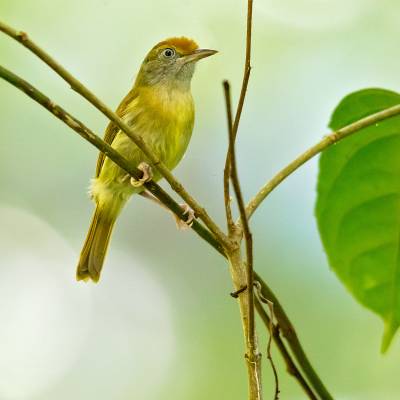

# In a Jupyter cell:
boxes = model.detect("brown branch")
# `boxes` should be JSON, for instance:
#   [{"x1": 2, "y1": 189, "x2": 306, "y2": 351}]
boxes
[
  {"x1": 227, "y1": 0, "x2": 256, "y2": 368},
  {"x1": 264, "y1": 296, "x2": 280, "y2": 399},
  {"x1": 228, "y1": 0, "x2": 256, "y2": 361},
  {"x1": 0, "y1": 64, "x2": 225, "y2": 259},
  {"x1": 224, "y1": 0, "x2": 253, "y2": 232},
  {"x1": 232, "y1": 0, "x2": 252, "y2": 140},
  {"x1": 255, "y1": 298, "x2": 318, "y2": 400},
  {"x1": 223, "y1": 80, "x2": 236, "y2": 234},
  {"x1": 224, "y1": 79, "x2": 259, "y2": 398},
  {"x1": 224, "y1": 81, "x2": 255, "y2": 348},
  {"x1": 0, "y1": 20, "x2": 230, "y2": 249},
  {"x1": 255, "y1": 273, "x2": 333, "y2": 400}
]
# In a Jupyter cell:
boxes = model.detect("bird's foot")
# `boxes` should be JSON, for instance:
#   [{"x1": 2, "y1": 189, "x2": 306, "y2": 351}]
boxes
[
  {"x1": 130, "y1": 162, "x2": 153, "y2": 187},
  {"x1": 175, "y1": 203, "x2": 196, "y2": 230}
]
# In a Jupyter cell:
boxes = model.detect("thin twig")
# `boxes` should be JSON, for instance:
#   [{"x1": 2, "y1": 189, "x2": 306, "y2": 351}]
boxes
[
  {"x1": 266, "y1": 300, "x2": 279, "y2": 400},
  {"x1": 255, "y1": 273, "x2": 333, "y2": 400},
  {"x1": 0, "y1": 64, "x2": 225, "y2": 258},
  {"x1": 223, "y1": 80, "x2": 235, "y2": 234},
  {"x1": 232, "y1": 0, "x2": 253, "y2": 140},
  {"x1": 0, "y1": 20, "x2": 230, "y2": 249},
  {"x1": 227, "y1": 0, "x2": 256, "y2": 367},
  {"x1": 221, "y1": 2, "x2": 260, "y2": 397},
  {"x1": 245, "y1": 103, "x2": 400, "y2": 219},
  {"x1": 254, "y1": 282, "x2": 279, "y2": 399},
  {"x1": 223, "y1": 0, "x2": 252, "y2": 232},
  {"x1": 255, "y1": 299, "x2": 318, "y2": 400},
  {"x1": 231, "y1": 0, "x2": 256, "y2": 371},
  {"x1": 225, "y1": 80, "x2": 258, "y2": 390}
]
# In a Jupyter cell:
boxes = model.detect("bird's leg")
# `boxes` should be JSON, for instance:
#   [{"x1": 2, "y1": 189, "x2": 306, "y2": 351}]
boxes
[
  {"x1": 139, "y1": 190, "x2": 196, "y2": 230},
  {"x1": 130, "y1": 162, "x2": 153, "y2": 187}
]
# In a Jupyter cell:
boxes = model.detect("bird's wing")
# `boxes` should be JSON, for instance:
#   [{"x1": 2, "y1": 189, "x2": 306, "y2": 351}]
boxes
[{"x1": 95, "y1": 88, "x2": 139, "y2": 177}]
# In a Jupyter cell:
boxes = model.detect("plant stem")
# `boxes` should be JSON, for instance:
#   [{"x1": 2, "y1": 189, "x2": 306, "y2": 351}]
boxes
[
  {"x1": 0, "y1": 20, "x2": 230, "y2": 249},
  {"x1": 224, "y1": 80, "x2": 258, "y2": 390},
  {"x1": 232, "y1": 0, "x2": 252, "y2": 140},
  {"x1": 255, "y1": 273, "x2": 333, "y2": 400},
  {"x1": 228, "y1": 247, "x2": 262, "y2": 400},
  {"x1": 223, "y1": 81, "x2": 235, "y2": 234},
  {"x1": 245, "y1": 103, "x2": 400, "y2": 219},
  {"x1": 255, "y1": 299, "x2": 318, "y2": 400},
  {"x1": 221, "y1": 1, "x2": 259, "y2": 397}
]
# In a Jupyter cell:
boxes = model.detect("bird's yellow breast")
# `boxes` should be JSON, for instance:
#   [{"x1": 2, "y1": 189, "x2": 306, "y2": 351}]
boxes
[
  {"x1": 91, "y1": 84, "x2": 195, "y2": 203},
  {"x1": 134, "y1": 85, "x2": 195, "y2": 171}
]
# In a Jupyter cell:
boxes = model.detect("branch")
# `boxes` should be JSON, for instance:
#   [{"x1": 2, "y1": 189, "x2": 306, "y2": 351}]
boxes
[
  {"x1": 0, "y1": 20, "x2": 230, "y2": 249},
  {"x1": 263, "y1": 295, "x2": 280, "y2": 399},
  {"x1": 224, "y1": 80, "x2": 260, "y2": 399},
  {"x1": 254, "y1": 273, "x2": 333, "y2": 400},
  {"x1": 0, "y1": 64, "x2": 225, "y2": 259},
  {"x1": 232, "y1": 0, "x2": 252, "y2": 139},
  {"x1": 223, "y1": 81, "x2": 235, "y2": 234},
  {"x1": 224, "y1": 0, "x2": 253, "y2": 233},
  {"x1": 254, "y1": 298, "x2": 318, "y2": 400},
  {"x1": 245, "y1": 103, "x2": 400, "y2": 219},
  {"x1": 224, "y1": 80, "x2": 256, "y2": 351}
]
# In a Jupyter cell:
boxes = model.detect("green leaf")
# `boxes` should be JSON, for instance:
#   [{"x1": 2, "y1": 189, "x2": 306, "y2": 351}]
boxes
[{"x1": 316, "y1": 88, "x2": 400, "y2": 352}]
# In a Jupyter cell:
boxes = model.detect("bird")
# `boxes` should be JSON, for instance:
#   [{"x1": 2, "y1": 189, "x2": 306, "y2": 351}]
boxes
[{"x1": 76, "y1": 37, "x2": 217, "y2": 282}]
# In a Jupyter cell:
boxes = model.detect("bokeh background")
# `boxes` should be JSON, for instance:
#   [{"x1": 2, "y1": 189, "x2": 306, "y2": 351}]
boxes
[{"x1": 1, "y1": 0, "x2": 400, "y2": 399}]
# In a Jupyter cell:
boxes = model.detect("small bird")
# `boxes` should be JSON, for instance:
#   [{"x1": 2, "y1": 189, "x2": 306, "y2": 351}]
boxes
[{"x1": 76, "y1": 37, "x2": 217, "y2": 282}]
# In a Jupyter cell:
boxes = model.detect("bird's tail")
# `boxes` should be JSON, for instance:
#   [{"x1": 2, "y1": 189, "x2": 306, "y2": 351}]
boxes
[{"x1": 76, "y1": 200, "x2": 123, "y2": 282}]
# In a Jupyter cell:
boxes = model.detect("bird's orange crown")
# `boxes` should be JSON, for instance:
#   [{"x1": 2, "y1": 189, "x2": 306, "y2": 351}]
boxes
[{"x1": 155, "y1": 37, "x2": 199, "y2": 55}]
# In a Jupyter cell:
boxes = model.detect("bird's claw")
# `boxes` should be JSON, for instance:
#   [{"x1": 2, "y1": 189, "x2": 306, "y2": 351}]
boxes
[
  {"x1": 130, "y1": 162, "x2": 153, "y2": 187},
  {"x1": 175, "y1": 203, "x2": 196, "y2": 230}
]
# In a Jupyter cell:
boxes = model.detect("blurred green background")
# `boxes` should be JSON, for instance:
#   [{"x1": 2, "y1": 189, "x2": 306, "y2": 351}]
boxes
[{"x1": 1, "y1": 0, "x2": 400, "y2": 399}]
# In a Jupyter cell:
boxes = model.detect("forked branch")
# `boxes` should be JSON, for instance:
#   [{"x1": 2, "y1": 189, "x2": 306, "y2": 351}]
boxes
[{"x1": 224, "y1": 80, "x2": 260, "y2": 399}]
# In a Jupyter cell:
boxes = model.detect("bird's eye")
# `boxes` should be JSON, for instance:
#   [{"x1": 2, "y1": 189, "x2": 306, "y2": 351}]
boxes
[{"x1": 162, "y1": 48, "x2": 176, "y2": 58}]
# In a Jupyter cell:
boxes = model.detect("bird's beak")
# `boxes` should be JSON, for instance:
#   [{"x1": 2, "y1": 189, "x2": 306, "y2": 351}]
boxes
[{"x1": 183, "y1": 48, "x2": 218, "y2": 64}]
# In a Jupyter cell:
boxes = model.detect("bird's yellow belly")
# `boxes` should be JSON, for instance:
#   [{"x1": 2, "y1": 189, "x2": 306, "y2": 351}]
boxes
[{"x1": 91, "y1": 98, "x2": 194, "y2": 204}]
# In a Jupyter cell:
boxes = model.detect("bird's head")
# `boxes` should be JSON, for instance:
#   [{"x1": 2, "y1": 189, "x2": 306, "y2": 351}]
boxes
[{"x1": 135, "y1": 37, "x2": 217, "y2": 89}]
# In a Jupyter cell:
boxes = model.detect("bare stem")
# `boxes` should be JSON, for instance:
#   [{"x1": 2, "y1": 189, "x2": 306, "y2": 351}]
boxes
[
  {"x1": 0, "y1": 20, "x2": 230, "y2": 249},
  {"x1": 224, "y1": 0, "x2": 253, "y2": 232},
  {"x1": 232, "y1": 0, "x2": 252, "y2": 140},
  {"x1": 255, "y1": 299, "x2": 318, "y2": 400},
  {"x1": 222, "y1": 2, "x2": 260, "y2": 399},
  {"x1": 228, "y1": 247, "x2": 262, "y2": 400},
  {"x1": 255, "y1": 273, "x2": 333, "y2": 400},
  {"x1": 0, "y1": 64, "x2": 225, "y2": 258},
  {"x1": 223, "y1": 81, "x2": 235, "y2": 234},
  {"x1": 245, "y1": 103, "x2": 400, "y2": 219},
  {"x1": 224, "y1": 80, "x2": 256, "y2": 348},
  {"x1": 224, "y1": 80, "x2": 259, "y2": 400},
  {"x1": 263, "y1": 296, "x2": 280, "y2": 399}
]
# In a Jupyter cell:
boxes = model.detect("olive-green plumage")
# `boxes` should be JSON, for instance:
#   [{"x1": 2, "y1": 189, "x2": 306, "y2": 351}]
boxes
[{"x1": 76, "y1": 37, "x2": 217, "y2": 282}]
